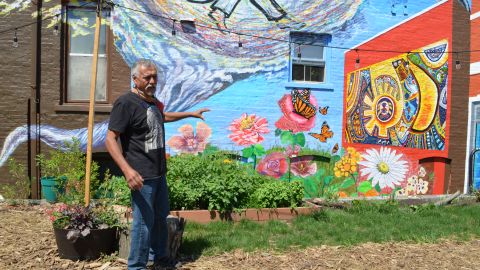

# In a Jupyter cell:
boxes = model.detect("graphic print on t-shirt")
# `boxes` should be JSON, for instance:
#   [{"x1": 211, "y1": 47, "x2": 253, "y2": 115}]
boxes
[{"x1": 145, "y1": 105, "x2": 164, "y2": 153}]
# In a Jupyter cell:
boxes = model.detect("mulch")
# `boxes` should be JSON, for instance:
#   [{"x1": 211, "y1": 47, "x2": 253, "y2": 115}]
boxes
[{"x1": 1, "y1": 203, "x2": 479, "y2": 270}]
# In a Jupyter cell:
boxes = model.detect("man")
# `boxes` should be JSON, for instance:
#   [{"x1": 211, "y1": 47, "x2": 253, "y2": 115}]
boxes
[{"x1": 105, "y1": 59, "x2": 209, "y2": 270}]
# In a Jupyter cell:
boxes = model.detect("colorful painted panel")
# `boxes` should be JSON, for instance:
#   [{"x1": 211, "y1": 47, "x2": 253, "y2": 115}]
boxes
[{"x1": 345, "y1": 40, "x2": 448, "y2": 150}]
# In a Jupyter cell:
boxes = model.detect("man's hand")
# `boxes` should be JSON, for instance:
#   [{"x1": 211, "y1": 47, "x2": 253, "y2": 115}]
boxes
[
  {"x1": 192, "y1": 108, "x2": 210, "y2": 121},
  {"x1": 124, "y1": 167, "x2": 144, "y2": 190}
]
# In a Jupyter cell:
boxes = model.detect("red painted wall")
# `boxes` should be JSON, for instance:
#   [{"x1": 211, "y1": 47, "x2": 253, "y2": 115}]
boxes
[
  {"x1": 343, "y1": 1, "x2": 454, "y2": 194},
  {"x1": 470, "y1": 0, "x2": 480, "y2": 97}
]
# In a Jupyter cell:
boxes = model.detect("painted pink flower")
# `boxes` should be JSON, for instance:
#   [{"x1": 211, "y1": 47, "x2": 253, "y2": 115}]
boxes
[
  {"x1": 228, "y1": 113, "x2": 270, "y2": 146},
  {"x1": 167, "y1": 122, "x2": 212, "y2": 154},
  {"x1": 290, "y1": 160, "x2": 317, "y2": 177},
  {"x1": 256, "y1": 152, "x2": 288, "y2": 178},
  {"x1": 285, "y1": 145, "x2": 301, "y2": 157},
  {"x1": 275, "y1": 94, "x2": 317, "y2": 133}
]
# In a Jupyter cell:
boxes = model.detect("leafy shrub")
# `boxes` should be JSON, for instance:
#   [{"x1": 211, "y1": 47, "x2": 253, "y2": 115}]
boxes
[
  {"x1": 248, "y1": 180, "x2": 304, "y2": 209},
  {"x1": 167, "y1": 153, "x2": 304, "y2": 212},
  {"x1": 36, "y1": 139, "x2": 101, "y2": 204},
  {"x1": 96, "y1": 174, "x2": 131, "y2": 206},
  {"x1": 45, "y1": 203, "x2": 121, "y2": 242},
  {"x1": 0, "y1": 158, "x2": 31, "y2": 199}
]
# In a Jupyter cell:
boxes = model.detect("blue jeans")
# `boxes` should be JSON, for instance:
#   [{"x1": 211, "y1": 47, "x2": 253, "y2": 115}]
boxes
[{"x1": 128, "y1": 176, "x2": 170, "y2": 270}]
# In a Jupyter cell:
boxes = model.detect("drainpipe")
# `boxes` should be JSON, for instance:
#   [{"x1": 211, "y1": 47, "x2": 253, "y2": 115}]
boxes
[{"x1": 31, "y1": 0, "x2": 42, "y2": 199}]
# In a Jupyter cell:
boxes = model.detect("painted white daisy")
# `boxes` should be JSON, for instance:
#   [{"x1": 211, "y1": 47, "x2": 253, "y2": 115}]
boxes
[{"x1": 358, "y1": 147, "x2": 408, "y2": 189}]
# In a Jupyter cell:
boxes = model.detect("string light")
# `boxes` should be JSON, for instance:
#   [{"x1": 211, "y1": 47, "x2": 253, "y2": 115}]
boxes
[
  {"x1": 12, "y1": 29, "x2": 18, "y2": 48},
  {"x1": 2, "y1": 1, "x2": 480, "y2": 57},
  {"x1": 106, "y1": 1, "x2": 480, "y2": 55},
  {"x1": 355, "y1": 49, "x2": 360, "y2": 68},
  {"x1": 455, "y1": 52, "x2": 461, "y2": 70},
  {"x1": 238, "y1": 34, "x2": 242, "y2": 48},
  {"x1": 171, "y1": 20, "x2": 176, "y2": 36},
  {"x1": 53, "y1": 14, "x2": 60, "y2": 36},
  {"x1": 405, "y1": 51, "x2": 411, "y2": 69}
]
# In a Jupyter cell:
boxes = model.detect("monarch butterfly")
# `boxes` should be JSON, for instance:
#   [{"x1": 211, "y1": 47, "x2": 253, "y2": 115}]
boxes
[
  {"x1": 291, "y1": 89, "x2": 316, "y2": 119},
  {"x1": 332, "y1": 143, "x2": 339, "y2": 154},
  {"x1": 319, "y1": 106, "x2": 329, "y2": 115},
  {"x1": 309, "y1": 121, "x2": 334, "y2": 143}
]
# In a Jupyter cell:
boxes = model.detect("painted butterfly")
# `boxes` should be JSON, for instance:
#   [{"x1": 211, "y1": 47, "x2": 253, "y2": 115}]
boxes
[
  {"x1": 332, "y1": 143, "x2": 339, "y2": 154},
  {"x1": 291, "y1": 89, "x2": 316, "y2": 119},
  {"x1": 309, "y1": 121, "x2": 334, "y2": 143},
  {"x1": 319, "y1": 106, "x2": 329, "y2": 115}
]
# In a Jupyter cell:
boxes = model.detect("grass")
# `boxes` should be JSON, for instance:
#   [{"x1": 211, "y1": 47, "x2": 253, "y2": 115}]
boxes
[{"x1": 180, "y1": 203, "x2": 480, "y2": 256}]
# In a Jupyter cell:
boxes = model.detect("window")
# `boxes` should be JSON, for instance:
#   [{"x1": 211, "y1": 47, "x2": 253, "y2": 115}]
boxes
[
  {"x1": 63, "y1": 2, "x2": 110, "y2": 104},
  {"x1": 290, "y1": 32, "x2": 330, "y2": 83}
]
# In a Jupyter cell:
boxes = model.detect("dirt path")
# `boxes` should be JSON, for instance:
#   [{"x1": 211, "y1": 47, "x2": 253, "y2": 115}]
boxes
[{"x1": 1, "y1": 204, "x2": 479, "y2": 270}]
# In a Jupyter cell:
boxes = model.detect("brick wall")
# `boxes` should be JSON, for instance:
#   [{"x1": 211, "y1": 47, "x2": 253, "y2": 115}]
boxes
[
  {"x1": 0, "y1": 4, "x2": 34, "y2": 185},
  {"x1": 0, "y1": 1, "x2": 130, "y2": 192},
  {"x1": 448, "y1": 0, "x2": 471, "y2": 192}
]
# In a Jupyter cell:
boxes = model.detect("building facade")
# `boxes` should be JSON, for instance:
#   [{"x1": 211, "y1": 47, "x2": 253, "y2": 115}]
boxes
[{"x1": 0, "y1": 0, "x2": 475, "y2": 199}]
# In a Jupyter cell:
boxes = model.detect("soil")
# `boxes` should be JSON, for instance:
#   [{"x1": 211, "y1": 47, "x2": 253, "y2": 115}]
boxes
[{"x1": 1, "y1": 203, "x2": 480, "y2": 270}]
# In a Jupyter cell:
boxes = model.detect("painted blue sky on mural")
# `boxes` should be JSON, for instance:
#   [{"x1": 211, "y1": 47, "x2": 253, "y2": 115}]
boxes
[
  {"x1": 0, "y1": 0, "x2": 471, "y2": 166},
  {"x1": 144, "y1": 0, "x2": 443, "y2": 154}
]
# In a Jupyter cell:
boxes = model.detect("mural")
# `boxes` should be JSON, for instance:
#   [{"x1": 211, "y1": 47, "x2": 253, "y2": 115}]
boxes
[
  {"x1": 345, "y1": 40, "x2": 449, "y2": 150},
  {"x1": 0, "y1": 0, "x2": 467, "y2": 197}
]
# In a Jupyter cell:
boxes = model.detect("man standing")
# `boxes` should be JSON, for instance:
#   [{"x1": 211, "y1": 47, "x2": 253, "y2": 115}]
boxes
[{"x1": 105, "y1": 59, "x2": 209, "y2": 270}]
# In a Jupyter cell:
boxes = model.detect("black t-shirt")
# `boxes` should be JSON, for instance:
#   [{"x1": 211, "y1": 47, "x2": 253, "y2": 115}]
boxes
[{"x1": 108, "y1": 92, "x2": 167, "y2": 179}]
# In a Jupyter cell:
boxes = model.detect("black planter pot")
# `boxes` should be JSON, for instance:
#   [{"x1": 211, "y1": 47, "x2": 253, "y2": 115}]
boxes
[{"x1": 54, "y1": 227, "x2": 118, "y2": 260}]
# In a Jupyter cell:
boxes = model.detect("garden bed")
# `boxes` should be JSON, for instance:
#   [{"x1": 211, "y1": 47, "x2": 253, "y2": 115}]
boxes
[{"x1": 169, "y1": 207, "x2": 315, "y2": 223}]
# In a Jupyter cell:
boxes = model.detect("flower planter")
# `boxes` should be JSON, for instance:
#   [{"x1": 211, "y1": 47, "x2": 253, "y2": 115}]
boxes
[
  {"x1": 169, "y1": 207, "x2": 315, "y2": 224},
  {"x1": 41, "y1": 176, "x2": 66, "y2": 203},
  {"x1": 54, "y1": 227, "x2": 118, "y2": 260}
]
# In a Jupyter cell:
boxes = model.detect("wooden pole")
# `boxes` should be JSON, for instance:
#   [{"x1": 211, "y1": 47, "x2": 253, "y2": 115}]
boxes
[{"x1": 85, "y1": 1, "x2": 102, "y2": 207}]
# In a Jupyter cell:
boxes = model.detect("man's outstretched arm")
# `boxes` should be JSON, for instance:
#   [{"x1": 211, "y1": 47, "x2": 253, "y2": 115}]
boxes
[{"x1": 164, "y1": 108, "x2": 210, "y2": 123}]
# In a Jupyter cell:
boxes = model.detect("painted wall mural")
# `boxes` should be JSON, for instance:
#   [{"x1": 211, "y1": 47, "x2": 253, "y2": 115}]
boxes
[
  {"x1": 0, "y1": 0, "x2": 468, "y2": 197},
  {"x1": 345, "y1": 40, "x2": 449, "y2": 150}
]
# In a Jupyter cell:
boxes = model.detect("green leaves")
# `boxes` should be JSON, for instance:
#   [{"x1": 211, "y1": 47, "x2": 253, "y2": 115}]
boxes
[
  {"x1": 340, "y1": 177, "x2": 355, "y2": 189},
  {"x1": 375, "y1": 182, "x2": 382, "y2": 193},
  {"x1": 278, "y1": 130, "x2": 306, "y2": 147},
  {"x1": 324, "y1": 176, "x2": 334, "y2": 186},
  {"x1": 280, "y1": 131, "x2": 294, "y2": 145},
  {"x1": 167, "y1": 153, "x2": 304, "y2": 212},
  {"x1": 242, "y1": 147, "x2": 254, "y2": 158},
  {"x1": 242, "y1": 144, "x2": 266, "y2": 159},
  {"x1": 253, "y1": 144, "x2": 266, "y2": 157},
  {"x1": 358, "y1": 181, "x2": 373, "y2": 193}
]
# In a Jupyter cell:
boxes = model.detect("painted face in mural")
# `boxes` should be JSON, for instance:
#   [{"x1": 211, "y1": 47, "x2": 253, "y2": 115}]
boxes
[{"x1": 133, "y1": 65, "x2": 158, "y2": 98}]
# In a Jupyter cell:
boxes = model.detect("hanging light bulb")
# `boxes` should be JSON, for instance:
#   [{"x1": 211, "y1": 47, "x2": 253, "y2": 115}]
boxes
[
  {"x1": 171, "y1": 20, "x2": 176, "y2": 36},
  {"x1": 238, "y1": 34, "x2": 242, "y2": 48},
  {"x1": 53, "y1": 15, "x2": 60, "y2": 36},
  {"x1": 405, "y1": 52, "x2": 410, "y2": 70},
  {"x1": 12, "y1": 29, "x2": 18, "y2": 48},
  {"x1": 455, "y1": 53, "x2": 461, "y2": 70},
  {"x1": 355, "y1": 49, "x2": 360, "y2": 68}
]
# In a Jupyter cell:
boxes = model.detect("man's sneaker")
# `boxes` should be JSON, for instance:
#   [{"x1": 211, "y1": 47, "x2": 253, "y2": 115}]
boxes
[{"x1": 154, "y1": 258, "x2": 182, "y2": 270}]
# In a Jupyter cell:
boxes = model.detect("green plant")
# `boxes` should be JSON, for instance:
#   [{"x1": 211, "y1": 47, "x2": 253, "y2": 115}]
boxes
[
  {"x1": 471, "y1": 185, "x2": 480, "y2": 202},
  {"x1": 248, "y1": 180, "x2": 304, "y2": 209},
  {"x1": 167, "y1": 153, "x2": 304, "y2": 212},
  {"x1": 36, "y1": 138, "x2": 101, "y2": 204},
  {"x1": 45, "y1": 203, "x2": 123, "y2": 241},
  {"x1": 0, "y1": 158, "x2": 31, "y2": 199},
  {"x1": 96, "y1": 174, "x2": 131, "y2": 207}
]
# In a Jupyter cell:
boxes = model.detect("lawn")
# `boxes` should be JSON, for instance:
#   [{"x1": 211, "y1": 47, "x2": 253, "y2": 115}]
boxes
[{"x1": 180, "y1": 203, "x2": 480, "y2": 256}]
